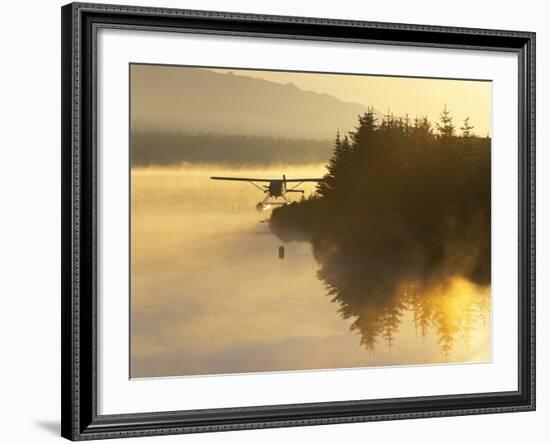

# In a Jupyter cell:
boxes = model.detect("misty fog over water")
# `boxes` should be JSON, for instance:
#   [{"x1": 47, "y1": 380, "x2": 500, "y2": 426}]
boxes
[{"x1": 130, "y1": 164, "x2": 491, "y2": 378}]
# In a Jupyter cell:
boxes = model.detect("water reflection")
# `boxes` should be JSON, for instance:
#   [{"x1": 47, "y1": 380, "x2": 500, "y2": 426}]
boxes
[
  {"x1": 317, "y1": 249, "x2": 490, "y2": 357},
  {"x1": 308, "y1": 219, "x2": 491, "y2": 359},
  {"x1": 131, "y1": 165, "x2": 491, "y2": 378}
]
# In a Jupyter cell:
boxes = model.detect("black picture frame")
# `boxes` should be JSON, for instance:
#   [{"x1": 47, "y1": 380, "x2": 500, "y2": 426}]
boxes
[{"x1": 61, "y1": 2, "x2": 536, "y2": 440}]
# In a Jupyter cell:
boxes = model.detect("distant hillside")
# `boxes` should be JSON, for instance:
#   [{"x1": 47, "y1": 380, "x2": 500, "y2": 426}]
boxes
[
  {"x1": 130, "y1": 65, "x2": 379, "y2": 139},
  {"x1": 131, "y1": 132, "x2": 333, "y2": 166}
]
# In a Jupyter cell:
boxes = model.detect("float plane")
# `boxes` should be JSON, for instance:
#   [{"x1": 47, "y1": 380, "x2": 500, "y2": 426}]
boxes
[{"x1": 211, "y1": 174, "x2": 323, "y2": 211}]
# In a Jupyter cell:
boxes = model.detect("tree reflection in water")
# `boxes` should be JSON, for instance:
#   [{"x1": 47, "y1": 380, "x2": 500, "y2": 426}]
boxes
[{"x1": 313, "y1": 239, "x2": 490, "y2": 357}]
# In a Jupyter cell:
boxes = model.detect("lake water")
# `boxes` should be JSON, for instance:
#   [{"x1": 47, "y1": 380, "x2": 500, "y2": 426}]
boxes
[{"x1": 130, "y1": 165, "x2": 491, "y2": 378}]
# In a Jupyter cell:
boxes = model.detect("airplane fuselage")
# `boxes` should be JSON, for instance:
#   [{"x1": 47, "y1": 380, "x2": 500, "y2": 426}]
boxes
[{"x1": 268, "y1": 180, "x2": 284, "y2": 197}]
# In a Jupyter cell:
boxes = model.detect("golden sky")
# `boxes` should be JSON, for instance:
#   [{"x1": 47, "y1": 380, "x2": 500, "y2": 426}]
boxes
[{"x1": 212, "y1": 68, "x2": 492, "y2": 137}]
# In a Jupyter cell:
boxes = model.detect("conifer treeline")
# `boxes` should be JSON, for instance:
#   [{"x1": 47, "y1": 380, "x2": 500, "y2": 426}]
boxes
[
  {"x1": 316, "y1": 106, "x2": 489, "y2": 209},
  {"x1": 270, "y1": 107, "x2": 491, "y2": 353},
  {"x1": 131, "y1": 132, "x2": 333, "y2": 166}
]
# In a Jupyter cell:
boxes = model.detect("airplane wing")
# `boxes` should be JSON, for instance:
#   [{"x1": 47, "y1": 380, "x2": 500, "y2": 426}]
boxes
[
  {"x1": 211, "y1": 177, "x2": 325, "y2": 182},
  {"x1": 283, "y1": 178, "x2": 324, "y2": 182},
  {"x1": 211, "y1": 176, "x2": 273, "y2": 182}
]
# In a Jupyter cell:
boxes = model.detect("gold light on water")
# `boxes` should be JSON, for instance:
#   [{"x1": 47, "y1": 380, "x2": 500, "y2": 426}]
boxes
[{"x1": 131, "y1": 166, "x2": 491, "y2": 377}]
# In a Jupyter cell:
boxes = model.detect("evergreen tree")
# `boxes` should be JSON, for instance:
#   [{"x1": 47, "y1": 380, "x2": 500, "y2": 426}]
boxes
[
  {"x1": 413, "y1": 116, "x2": 432, "y2": 138},
  {"x1": 460, "y1": 117, "x2": 474, "y2": 137},
  {"x1": 411, "y1": 116, "x2": 433, "y2": 152},
  {"x1": 436, "y1": 104, "x2": 455, "y2": 138},
  {"x1": 403, "y1": 114, "x2": 411, "y2": 137},
  {"x1": 379, "y1": 108, "x2": 395, "y2": 132},
  {"x1": 317, "y1": 131, "x2": 352, "y2": 198},
  {"x1": 361, "y1": 106, "x2": 377, "y2": 131},
  {"x1": 460, "y1": 117, "x2": 478, "y2": 180},
  {"x1": 349, "y1": 107, "x2": 378, "y2": 147}
]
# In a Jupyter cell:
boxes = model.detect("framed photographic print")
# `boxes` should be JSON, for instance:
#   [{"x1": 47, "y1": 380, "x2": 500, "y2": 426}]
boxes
[{"x1": 61, "y1": 2, "x2": 536, "y2": 440}]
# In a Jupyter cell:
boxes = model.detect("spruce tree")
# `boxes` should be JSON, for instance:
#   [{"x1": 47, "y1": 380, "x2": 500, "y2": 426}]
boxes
[
  {"x1": 460, "y1": 117, "x2": 474, "y2": 137},
  {"x1": 403, "y1": 114, "x2": 411, "y2": 137},
  {"x1": 460, "y1": 117, "x2": 477, "y2": 179},
  {"x1": 317, "y1": 130, "x2": 350, "y2": 198},
  {"x1": 350, "y1": 107, "x2": 377, "y2": 146},
  {"x1": 436, "y1": 104, "x2": 455, "y2": 138}
]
